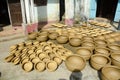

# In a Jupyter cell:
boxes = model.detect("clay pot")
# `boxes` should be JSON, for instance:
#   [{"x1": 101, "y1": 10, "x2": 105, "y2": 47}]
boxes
[
  {"x1": 106, "y1": 38, "x2": 115, "y2": 43},
  {"x1": 48, "y1": 32, "x2": 59, "y2": 40},
  {"x1": 31, "y1": 57, "x2": 40, "y2": 64},
  {"x1": 5, "y1": 55, "x2": 14, "y2": 62},
  {"x1": 95, "y1": 39, "x2": 107, "y2": 47},
  {"x1": 95, "y1": 47, "x2": 110, "y2": 56},
  {"x1": 22, "y1": 61, "x2": 33, "y2": 72},
  {"x1": 21, "y1": 58, "x2": 29, "y2": 64},
  {"x1": 96, "y1": 35, "x2": 105, "y2": 40},
  {"x1": 53, "y1": 57, "x2": 62, "y2": 65},
  {"x1": 90, "y1": 54, "x2": 111, "y2": 70},
  {"x1": 34, "y1": 61, "x2": 46, "y2": 72},
  {"x1": 56, "y1": 35, "x2": 68, "y2": 44},
  {"x1": 108, "y1": 44, "x2": 120, "y2": 52},
  {"x1": 81, "y1": 42, "x2": 95, "y2": 50},
  {"x1": 111, "y1": 53, "x2": 120, "y2": 67},
  {"x1": 12, "y1": 57, "x2": 20, "y2": 65},
  {"x1": 10, "y1": 45, "x2": 18, "y2": 51},
  {"x1": 69, "y1": 38, "x2": 81, "y2": 47},
  {"x1": 76, "y1": 47, "x2": 92, "y2": 60},
  {"x1": 46, "y1": 60, "x2": 58, "y2": 72},
  {"x1": 28, "y1": 32, "x2": 38, "y2": 40},
  {"x1": 25, "y1": 41, "x2": 33, "y2": 46},
  {"x1": 38, "y1": 53, "x2": 47, "y2": 60},
  {"x1": 101, "y1": 65, "x2": 120, "y2": 80},
  {"x1": 65, "y1": 54, "x2": 86, "y2": 72},
  {"x1": 36, "y1": 35, "x2": 48, "y2": 42},
  {"x1": 42, "y1": 56, "x2": 50, "y2": 63}
]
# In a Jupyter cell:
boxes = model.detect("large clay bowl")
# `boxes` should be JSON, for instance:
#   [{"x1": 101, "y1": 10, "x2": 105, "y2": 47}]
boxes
[
  {"x1": 108, "y1": 44, "x2": 120, "y2": 52},
  {"x1": 46, "y1": 60, "x2": 58, "y2": 72},
  {"x1": 69, "y1": 38, "x2": 81, "y2": 47},
  {"x1": 34, "y1": 61, "x2": 46, "y2": 72},
  {"x1": 94, "y1": 47, "x2": 110, "y2": 56},
  {"x1": 101, "y1": 65, "x2": 120, "y2": 80},
  {"x1": 48, "y1": 32, "x2": 59, "y2": 40},
  {"x1": 56, "y1": 35, "x2": 68, "y2": 44},
  {"x1": 65, "y1": 54, "x2": 86, "y2": 72},
  {"x1": 111, "y1": 53, "x2": 120, "y2": 67},
  {"x1": 76, "y1": 47, "x2": 92, "y2": 60},
  {"x1": 22, "y1": 61, "x2": 33, "y2": 72},
  {"x1": 90, "y1": 54, "x2": 111, "y2": 70}
]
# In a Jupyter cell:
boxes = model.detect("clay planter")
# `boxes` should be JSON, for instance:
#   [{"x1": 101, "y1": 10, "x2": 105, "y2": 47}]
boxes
[
  {"x1": 36, "y1": 35, "x2": 48, "y2": 42},
  {"x1": 28, "y1": 32, "x2": 38, "y2": 40},
  {"x1": 22, "y1": 61, "x2": 33, "y2": 72},
  {"x1": 76, "y1": 47, "x2": 92, "y2": 60},
  {"x1": 108, "y1": 44, "x2": 120, "y2": 52},
  {"x1": 48, "y1": 32, "x2": 59, "y2": 40},
  {"x1": 90, "y1": 54, "x2": 111, "y2": 70},
  {"x1": 56, "y1": 35, "x2": 68, "y2": 44},
  {"x1": 65, "y1": 54, "x2": 86, "y2": 72},
  {"x1": 34, "y1": 61, "x2": 46, "y2": 72},
  {"x1": 69, "y1": 38, "x2": 81, "y2": 47},
  {"x1": 101, "y1": 65, "x2": 120, "y2": 80},
  {"x1": 94, "y1": 47, "x2": 110, "y2": 56},
  {"x1": 111, "y1": 53, "x2": 120, "y2": 67},
  {"x1": 5, "y1": 55, "x2": 14, "y2": 62},
  {"x1": 46, "y1": 60, "x2": 58, "y2": 72}
]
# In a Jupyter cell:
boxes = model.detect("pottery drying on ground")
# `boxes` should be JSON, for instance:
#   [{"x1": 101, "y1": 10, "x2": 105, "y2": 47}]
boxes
[
  {"x1": 69, "y1": 38, "x2": 81, "y2": 47},
  {"x1": 34, "y1": 61, "x2": 46, "y2": 72},
  {"x1": 90, "y1": 54, "x2": 111, "y2": 70},
  {"x1": 111, "y1": 53, "x2": 120, "y2": 67},
  {"x1": 76, "y1": 47, "x2": 92, "y2": 60},
  {"x1": 65, "y1": 54, "x2": 86, "y2": 72},
  {"x1": 101, "y1": 65, "x2": 120, "y2": 80},
  {"x1": 94, "y1": 47, "x2": 110, "y2": 56},
  {"x1": 46, "y1": 60, "x2": 58, "y2": 72},
  {"x1": 22, "y1": 61, "x2": 33, "y2": 72},
  {"x1": 56, "y1": 35, "x2": 68, "y2": 44}
]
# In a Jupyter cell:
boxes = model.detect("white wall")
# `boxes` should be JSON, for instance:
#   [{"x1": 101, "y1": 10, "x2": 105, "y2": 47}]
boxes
[{"x1": 34, "y1": 0, "x2": 59, "y2": 22}]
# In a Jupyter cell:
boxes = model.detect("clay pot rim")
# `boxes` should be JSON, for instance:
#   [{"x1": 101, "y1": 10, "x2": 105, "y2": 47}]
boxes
[
  {"x1": 91, "y1": 54, "x2": 111, "y2": 65},
  {"x1": 46, "y1": 60, "x2": 58, "y2": 71}
]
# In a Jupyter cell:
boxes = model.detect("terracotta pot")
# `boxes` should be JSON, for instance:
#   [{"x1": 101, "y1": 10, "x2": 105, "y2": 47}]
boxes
[
  {"x1": 12, "y1": 57, "x2": 20, "y2": 65},
  {"x1": 42, "y1": 56, "x2": 50, "y2": 63},
  {"x1": 21, "y1": 58, "x2": 29, "y2": 64},
  {"x1": 65, "y1": 54, "x2": 86, "y2": 72},
  {"x1": 90, "y1": 54, "x2": 111, "y2": 70},
  {"x1": 46, "y1": 60, "x2": 58, "y2": 72},
  {"x1": 31, "y1": 57, "x2": 40, "y2": 64},
  {"x1": 34, "y1": 61, "x2": 46, "y2": 72},
  {"x1": 28, "y1": 32, "x2": 38, "y2": 40},
  {"x1": 76, "y1": 47, "x2": 92, "y2": 60},
  {"x1": 101, "y1": 65, "x2": 120, "y2": 80},
  {"x1": 22, "y1": 61, "x2": 33, "y2": 72},
  {"x1": 48, "y1": 32, "x2": 59, "y2": 40},
  {"x1": 53, "y1": 57, "x2": 62, "y2": 65},
  {"x1": 95, "y1": 47, "x2": 110, "y2": 56},
  {"x1": 36, "y1": 35, "x2": 48, "y2": 42},
  {"x1": 69, "y1": 38, "x2": 81, "y2": 47},
  {"x1": 95, "y1": 39, "x2": 107, "y2": 47},
  {"x1": 111, "y1": 53, "x2": 120, "y2": 67},
  {"x1": 81, "y1": 42, "x2": 95, "y2": 50},
  {"x1": 56, "y1": 35, "x2": 68, "y2": 44},
  {"x1": 38, "y1": 53, "x2": 47, "y2": 60}
]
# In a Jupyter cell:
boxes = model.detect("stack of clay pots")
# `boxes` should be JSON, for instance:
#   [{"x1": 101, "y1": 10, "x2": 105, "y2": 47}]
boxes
[{"x1": 5, "y1": 41, "x2": 73, "y2": 72}]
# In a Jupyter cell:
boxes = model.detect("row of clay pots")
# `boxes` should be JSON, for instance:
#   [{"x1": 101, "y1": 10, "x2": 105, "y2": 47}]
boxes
[{"x1": 5, "y1": 41, "x2": 73, "y2": 72}]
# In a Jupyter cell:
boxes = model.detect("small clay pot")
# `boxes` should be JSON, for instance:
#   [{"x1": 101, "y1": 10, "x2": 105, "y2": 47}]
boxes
[
  {"x1": 90, "y1": 54, "x2": 111, "y2": 70},
  {"x1": 12, "y1": 57, "x2": 20, "y2": 65},
  {"x1": 28, "y1": 32, "x2": 38, "y2": 40},
  {"x1": 31, "y1": 57, "x2": 40, "y2": 64},
  {"x1": 48, "y1": 32, "x2": 59, "y2": 40},
  {"x1": 108, "y1": 44, "x2": 120, "y2": 52},
  {"x1": 5, "y1": 55, "x2": 14, "y2": 62},
  {"x1": 69, "y1": 38, "x2": 81, "y2": 47},
  {"x1": 34, "y1": 61, "x2": 46, "y2": 72},
  {"x1": 56, "y1": 35, "x2": 68, "y2": 44},
  {"x1": 81, "y1": 42, "x2": 95, "y2": 50},
  {"x1": 76, "y1": 47, "x2": 92, "y2": 60},
  {"x1": 111, "y1": 53, "x2": 120, "y2": 67},
  {"x1": 46, "y1": 60, "x2": 58, "y2": 72},
  {"x1": 36, "y1": 35, "x2": 48, "y2": 42},
  {"x1": 22, "y1": 61, "x2": 33, "y2": 72},
  {"x1": 101, "y1": 65, "x2": 120, "y2": 80},
  {"x1": 94, "y1": 47, "x2": 110, "y2": 56},
  {"x1": 95, "y1": 39, "x2": 107, "y2": 47},
  {"x1": 25, "y1": 41, "x2": 33, "y2": 46},
  {"x1": 10, "y1": 45, "x2": 18, "y2": 51},
  {"x1": 21, "y1": 58, "x2": 29, "y2": 64},
  {"x1": 38, "y1": 53, "x2": 47, "y2": 60},
  {"x1": 53, "y1": 57, "x2": 62, "y2": 65},
  {"x1": 65, "y1": 54, "x2": 86, "y2": 72}
]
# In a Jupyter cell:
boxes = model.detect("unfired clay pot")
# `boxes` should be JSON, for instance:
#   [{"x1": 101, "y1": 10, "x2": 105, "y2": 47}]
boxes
[
  {"x1": 22, "y1": 61, "x2": 33, "y2": 72},
  {"x1": 48, "y1": 32, "x2": 59, "y2": 40},
  {"x1": 101, "y1": 65, "x2": 120, "y2": 80},
  {"x1": 111, "y1": 53, "x2": 120, "y2": 67},
  {"x1": 36, "y1": 35, "x2": 48, "y2": 42},
  {"x1": 34, "y1": 61, "x2": 46, "y2": 72},
  {"x1": 56, "y1": 35, "x2": 68, "y2": 44},
  {"x1": 69, "y1": 38, "x2": 81, "y2": 47},
  {"x1": 28, "y1": 32, "x2": 38, "y2": 40},
  {"x1": 90, "y1": 54, "x2": 111, "y2": 70},
  {"x1": 65, "y1": 54, "x2": 86, "y2": 72},
  {"x1": 108, "y1": 44, "x2": 120, "y2": 52}
]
